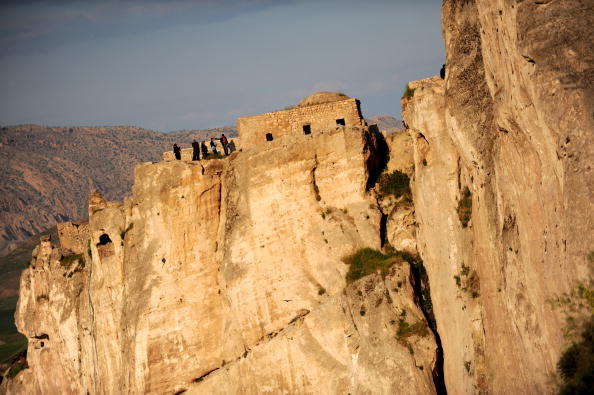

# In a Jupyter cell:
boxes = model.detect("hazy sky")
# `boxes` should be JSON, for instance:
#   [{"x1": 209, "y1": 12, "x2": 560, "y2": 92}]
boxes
[{"x1": 0, "y1": 0, "x2": 444, "y2": 131}]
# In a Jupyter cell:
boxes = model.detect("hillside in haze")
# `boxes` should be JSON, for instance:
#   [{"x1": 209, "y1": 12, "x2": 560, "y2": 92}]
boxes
[
  {"x1": 366, "y1": 114, "x2": 404, "y2": 134},
  {"x1": 0, "y1": 124, "x2": 237, "y2": 255}
]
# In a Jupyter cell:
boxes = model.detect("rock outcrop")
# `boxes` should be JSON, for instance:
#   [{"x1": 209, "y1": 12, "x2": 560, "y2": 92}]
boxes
[
  {"x1": 2, "y1": 1, "x2": 593, "y2": 393},
  {"x1": 401, "y1": 1, "x2": 593, "y2": 393},
  {"x1": 0, "y1": 124, "x2": 236, "y2": 256},
  {"x1": 2, "y1": 125, "x2": 438, "y2": 394}
]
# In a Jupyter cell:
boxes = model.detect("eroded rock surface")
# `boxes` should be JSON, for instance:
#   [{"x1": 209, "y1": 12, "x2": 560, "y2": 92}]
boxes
[
  {"x1": 2, "y1": 126, "x2": 437, "y2": 394},
  {"x1": 402, "y1": 1, "x2": 594, "y2": 393}
]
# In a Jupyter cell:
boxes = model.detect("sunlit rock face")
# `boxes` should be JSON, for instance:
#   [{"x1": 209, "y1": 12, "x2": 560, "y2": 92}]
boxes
[
  {"x1": 402, "y1": 0, "x2": 593, "y2": 393},
  {"x1": 3, "y1": 125, "x2": 438, "y2": 395}
]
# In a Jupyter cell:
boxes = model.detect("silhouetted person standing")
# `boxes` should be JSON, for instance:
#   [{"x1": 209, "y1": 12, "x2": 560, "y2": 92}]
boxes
[
  {"x1": 210, "y1": 137, "x2": 218, "y2": 155},
  {"x1": 173, "y1": 144, "x2": 181, "y2": 160},
  {"x1": 440, "y1": 64, "x2": 446, "y2": 79},
  {"x1": 201, "y1": 141, "x2": 208, "y2": 159},
  {"x1": 229, "y1": 139, "x2": 236, "y2": 153},
  {"x1": 220, "y1": 134, "x2": 229, "y2": 155},
  {"x1": 191, "y1": 140, "x2": 200, "y2": 161}
]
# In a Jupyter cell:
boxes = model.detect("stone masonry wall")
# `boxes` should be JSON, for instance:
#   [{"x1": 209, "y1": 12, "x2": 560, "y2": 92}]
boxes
[
  {"x1": 56, "y1": 221, "x2": 90, "y2": 254},
  {"x1": 237, "y1": 98, "x2": 364, "y2": 148}
]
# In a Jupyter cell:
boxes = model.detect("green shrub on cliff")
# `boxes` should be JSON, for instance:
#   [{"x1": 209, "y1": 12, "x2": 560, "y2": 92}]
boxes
[
  {"x1": 343, "y1": 248, "x2": 397, "y2": 282},
  {"x1": 557, "y1": 317, "x2": 594, "y2": 394},
  {"x1": 343, "y1": 247, "x2": 416, "y2": 283},
  {"x1": 59, "y1": 253, "x2": 84, "y2": 268},
  {"x1": 378, "y1": 170, "x2": 411, "y2": 200}
]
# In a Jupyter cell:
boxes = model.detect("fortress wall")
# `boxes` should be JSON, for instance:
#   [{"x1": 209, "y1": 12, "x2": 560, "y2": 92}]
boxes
[
  {"x1": 237, "y1": 98, "x2": 364, "y2": 148},
  {"x1": 56, "y1": 221, "x2": 90, "y2": 254}
]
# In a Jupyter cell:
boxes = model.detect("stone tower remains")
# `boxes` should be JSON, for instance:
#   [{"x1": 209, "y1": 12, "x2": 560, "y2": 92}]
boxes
[{"x1": 237, "y1": 92, "x2": 365, "y2": 148}]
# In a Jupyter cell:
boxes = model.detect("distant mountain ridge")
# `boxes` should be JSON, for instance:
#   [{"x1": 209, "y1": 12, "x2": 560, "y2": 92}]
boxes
[
  {"x1": 0, "y1": 124, "x2": 237, "y2": 255},
  {"x1": 366, "y1": 114, "x2": 405, "y2": 134}
]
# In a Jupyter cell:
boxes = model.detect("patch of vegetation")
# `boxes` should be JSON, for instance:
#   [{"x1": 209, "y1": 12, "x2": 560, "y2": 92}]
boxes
[
  {"x1": 6, "y1": 359, "x2": 28, "y2": 379},
  {"x1": 318, "y1": 287, "x2": 326, "y2": 296},
  {"x1": 549, "y1": 282, "x2": 594, "y2": 337},
  {"x1": 204, "y1": 152, "x2": 225, "y2": 160},
  {"x1": 457, "y1": 187, "x2": 472, "y2": 227},
  {"x1": 577, "y1": 283, "x2": 594, "y2": 313},
  {"x1": 342, "y1": 248, "x2": 409, "y2": 283},
  {"x1": 557, "y1": 317, "x2": 594, "y2": 394},
  {"x1": 60, "y1": 253, "x2": 84, "y2": 269},
  {"x1": 402, "y1": 83, "x2": 416, "y2": 99},
  {"x1": 395, "y1": 314, "x2": 429, "y2": 356},
  {"x1": 587, "y1": 251, "x2": 594, "y2": 263},
  {"x1": 378, "y1": 170, "x2": 411, "y2": 200}
]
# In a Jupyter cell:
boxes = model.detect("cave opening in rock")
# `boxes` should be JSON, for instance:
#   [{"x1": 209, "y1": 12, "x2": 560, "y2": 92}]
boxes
[
  {"x1": 97, "y1": 234, "x2": 112, "y2": 246},
  {"x1": 336, "y1": 118, "x2": 345, "y2": 126},
  {"x1": 303, "y1": 125, "x2": 311, "y2": 135},
  {"x1": 265, "y1": 133, "x2": 273, "y2": 141}
]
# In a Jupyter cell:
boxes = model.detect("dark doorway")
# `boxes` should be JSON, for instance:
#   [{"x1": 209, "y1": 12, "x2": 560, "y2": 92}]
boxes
[
  {"x1": 97, "y1": 233, "x2": 112, "y2": 246},
  {"x1": 336, "y1": 118, "x2": 345, "y2": 126},
  {"x1": 303, "y1": 125, "x2": 311, "y2": 135},
  {"x1": 265, "y1": 133, "x2": 273, "y2": 141}
]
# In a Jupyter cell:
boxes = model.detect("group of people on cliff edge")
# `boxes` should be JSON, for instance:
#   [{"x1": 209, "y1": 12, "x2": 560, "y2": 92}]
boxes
[{"x1": 172, "y1": 134, "x2": 236, "y2": 161}]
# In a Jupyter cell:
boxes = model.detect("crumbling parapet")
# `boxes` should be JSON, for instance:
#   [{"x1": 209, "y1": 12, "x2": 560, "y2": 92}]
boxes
[{"x1": 57, "y1": 222, "x2": 90, "y2": 254}]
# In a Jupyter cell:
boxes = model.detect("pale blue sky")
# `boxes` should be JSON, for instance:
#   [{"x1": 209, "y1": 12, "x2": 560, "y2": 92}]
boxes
[{"x1": 0, "y1": 0, "x2": 443, "y2": 131}]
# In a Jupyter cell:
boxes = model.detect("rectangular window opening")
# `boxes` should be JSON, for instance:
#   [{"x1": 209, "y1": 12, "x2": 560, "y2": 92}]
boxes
[
  {"x1": 265, "y1": 133, "x2": 273, "y2": 141},
  {"x1": 303, "y1": 125, "x2": 311, "y2": 135},
  {"x1": 336, "y1": 118, "x2": 345, "y2": 126}
]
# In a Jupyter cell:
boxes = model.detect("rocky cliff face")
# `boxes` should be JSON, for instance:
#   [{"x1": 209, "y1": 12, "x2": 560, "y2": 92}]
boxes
[
  {"x1": 2, "y1": 126, "x2": 439, "y2": 394},
  {"x1": 0, "y1": 124, "x2": 236, "y2": 256},
  {"x1": 2, "y1": 1, "x2": 593, "y2": 393},
  {"x1": 402, "y1": 0, "x2": 593, "y2": 393}
]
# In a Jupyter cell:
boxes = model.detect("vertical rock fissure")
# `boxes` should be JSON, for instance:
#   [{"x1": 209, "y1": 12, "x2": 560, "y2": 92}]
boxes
[
  {"x1": 379, "y1": 212, "x2": 388, "y2": 248},
  {"x1": 86, "y1": 241, "x2": 99, "y2": 394},
  {"x1": 311, "y1": 154, "x2": 321, "y2": 202},
  {"x1": 409, "y1": 259, "x2": 446, "y2": 395},
  {"x1": 365, "y1": 128, "x2": 389, "y2": 191}
]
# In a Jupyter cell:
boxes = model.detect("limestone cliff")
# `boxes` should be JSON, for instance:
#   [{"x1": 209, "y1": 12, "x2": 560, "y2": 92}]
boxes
[
  {"x1": 402, "y1": 0, "x2": 593, "y2": 393},
  {"x1": 2, "y1": 1, "x2": 593, "y2": 393},
  {"x1": 1, "y1": 126, "x2": 439, "y2": 394}
]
